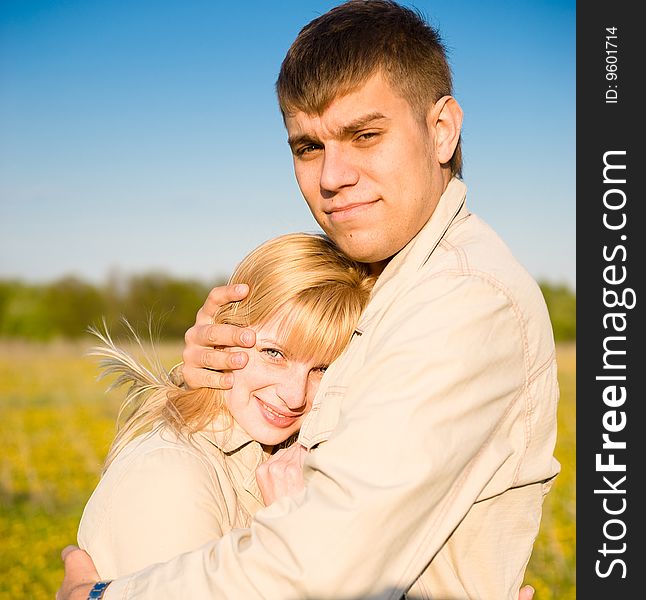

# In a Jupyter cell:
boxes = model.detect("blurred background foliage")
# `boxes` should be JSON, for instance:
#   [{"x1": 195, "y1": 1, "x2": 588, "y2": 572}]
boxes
[
  {"x1": 0, "y1": 274, "x2": 222, "y2": 341},
  {"x1": 538, "y1": 280, "x2": 576, "y2": 341},
  {"x1": 0, "y1": 276, "x2": 575, "y2": 342}
]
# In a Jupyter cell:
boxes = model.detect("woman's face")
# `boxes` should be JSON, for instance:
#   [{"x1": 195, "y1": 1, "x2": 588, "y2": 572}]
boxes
[{"x1": 224, "y1": 312, "x2": 328, "y2": 447}]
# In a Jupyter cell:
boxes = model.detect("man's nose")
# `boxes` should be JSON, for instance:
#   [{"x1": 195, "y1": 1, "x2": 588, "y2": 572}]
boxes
[{"x1": 319, "y1": 146, "x2": 360, "y2": 192}]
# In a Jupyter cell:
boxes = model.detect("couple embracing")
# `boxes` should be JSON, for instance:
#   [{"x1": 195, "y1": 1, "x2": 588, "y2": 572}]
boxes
[{"x1": 59, "y1": 2, "x2": 559, "y2": 599}]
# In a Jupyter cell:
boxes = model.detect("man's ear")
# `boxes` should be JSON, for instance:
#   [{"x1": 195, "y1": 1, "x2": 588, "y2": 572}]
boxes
[{"x1": 427, "y1": 96, "x2": 463, "y2": 165}]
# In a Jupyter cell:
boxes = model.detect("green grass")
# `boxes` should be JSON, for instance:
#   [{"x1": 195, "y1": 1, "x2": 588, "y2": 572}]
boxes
[
  {"x1": 0, "y1": 339, "x2": 182, "y2": 599},
  {"x1": 0, "y1": 340, "x2": 575, "y2": 599},
  {"x1": 525, "y1": 342, "x2": 576, "y2": 599}
]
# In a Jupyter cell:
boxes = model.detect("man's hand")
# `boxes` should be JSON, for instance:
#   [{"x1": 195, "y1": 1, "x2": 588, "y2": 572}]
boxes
[
  {"x1": 256, "y1": 443, "x2": 308, "y2": 505},
  {"x1": 519, "y1": 585, "x2": 535, "y2": 600},
  {"x1": 182, "y1": 284, "x2": 256, "y2": 389},
  {"x1": 56, "y1": 546, "x2": 99, "y2": 600}
]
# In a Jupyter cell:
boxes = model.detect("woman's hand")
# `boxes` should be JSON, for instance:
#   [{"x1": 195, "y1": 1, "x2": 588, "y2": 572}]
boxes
[
  {"x1": 182, "y1": 284, "x2": 256, "y2": 389},
  {"x1": 256, "y1": 443, "x2": 308, "y2": 505}
]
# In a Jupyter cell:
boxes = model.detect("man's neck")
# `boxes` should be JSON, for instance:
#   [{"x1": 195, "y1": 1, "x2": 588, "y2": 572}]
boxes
[
  {"x1": 368, "y1": 259, "x2": 389, "y2": 276},
  {"x1": 367, "y1": 173, "x2": 454, "y2": 277}
]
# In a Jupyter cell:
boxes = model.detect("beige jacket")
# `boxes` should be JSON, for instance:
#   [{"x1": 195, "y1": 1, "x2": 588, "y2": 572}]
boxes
[
  {"x1": 105, "y1": 178, "x2": 560, "y2": 599},
  {"x1": 78, "y1": 418, "x2": 266, "y2": 579}
]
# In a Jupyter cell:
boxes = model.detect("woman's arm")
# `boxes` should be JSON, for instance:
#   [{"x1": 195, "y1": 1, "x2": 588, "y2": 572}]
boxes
[{"x1": 78, "y1": 442, "x2": 226, "y2": 579}]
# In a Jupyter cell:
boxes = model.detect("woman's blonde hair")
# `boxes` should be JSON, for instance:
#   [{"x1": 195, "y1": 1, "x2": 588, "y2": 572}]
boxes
[{"x1": 91, "y1": 233, "x2": 375, "y2": 469}]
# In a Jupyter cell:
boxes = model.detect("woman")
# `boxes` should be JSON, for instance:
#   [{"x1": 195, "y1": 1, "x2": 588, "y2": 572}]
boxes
[{"x1": 77, "y1": 232, "x2": 375, "y2": 580}]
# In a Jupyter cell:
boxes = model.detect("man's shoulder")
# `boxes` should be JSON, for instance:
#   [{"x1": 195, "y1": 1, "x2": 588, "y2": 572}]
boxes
[
  {"x1": 426, "y1": 211, "x2": 543, "y2": 302},
  {"x1": 375, "y1": 211, "x2": 552, "y2": 343}
]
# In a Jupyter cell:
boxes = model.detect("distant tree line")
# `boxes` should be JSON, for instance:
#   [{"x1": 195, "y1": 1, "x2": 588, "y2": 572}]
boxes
[
  {"x1": 0, "y1": 274, "x2": 221, "y2": 341},
  {"x1": 537, "y1": 280, "x2": 576, "y2": 341},
  {"x1": 0, "y1": 275, "x2": 576, "y2": 342}
]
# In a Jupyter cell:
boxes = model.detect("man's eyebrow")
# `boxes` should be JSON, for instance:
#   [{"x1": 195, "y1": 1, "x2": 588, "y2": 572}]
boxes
[
  {"x1": 287, "y1": 133, "x2": 319, "y2": 151},
  {"x1": 335, "y1": 112, "x2": 388, "y2": 137},
  {"x1": 287, "y1": 112, "x2": 388, "y2": 149}
]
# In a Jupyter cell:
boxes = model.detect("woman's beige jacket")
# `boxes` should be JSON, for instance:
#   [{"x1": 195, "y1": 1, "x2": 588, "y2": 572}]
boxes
[{"x1": 77, "y1": 418, "x2": 266, "y2": 579}]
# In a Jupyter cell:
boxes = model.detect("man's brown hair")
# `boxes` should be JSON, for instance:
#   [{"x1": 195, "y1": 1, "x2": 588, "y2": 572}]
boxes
[{"x1": 276, "y1": 0, "x2": 462, "y2": 177}]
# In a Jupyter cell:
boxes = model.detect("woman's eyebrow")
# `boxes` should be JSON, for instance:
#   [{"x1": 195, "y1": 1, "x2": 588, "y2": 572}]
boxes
[{"x1": 256, "y1": 337, "x2": 291, "y2": 355}]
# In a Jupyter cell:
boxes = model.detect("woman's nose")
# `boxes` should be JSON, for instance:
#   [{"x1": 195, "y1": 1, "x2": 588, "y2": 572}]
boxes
[{"x1": 275, "y1": 365, "x2": 310, "y2": 411}]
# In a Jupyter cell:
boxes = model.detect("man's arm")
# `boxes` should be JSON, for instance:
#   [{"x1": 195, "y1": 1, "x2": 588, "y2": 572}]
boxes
[{"x1": 59, "y1": 535, "x2": 536, "y2": 600}]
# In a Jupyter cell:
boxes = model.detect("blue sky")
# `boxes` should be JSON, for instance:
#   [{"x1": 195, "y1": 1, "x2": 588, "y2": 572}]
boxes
[{"x1": 0, "y1": 0, "x2": 575, "y2": 289}]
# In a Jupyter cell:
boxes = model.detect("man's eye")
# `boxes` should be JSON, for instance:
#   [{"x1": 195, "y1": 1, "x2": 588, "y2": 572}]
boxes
[
  {"x1": 296, "y1": 144, "x2": 321, "y2": 157},
  {"x1": 356, "y1": 131, "x2": 378, "y2": 142}
]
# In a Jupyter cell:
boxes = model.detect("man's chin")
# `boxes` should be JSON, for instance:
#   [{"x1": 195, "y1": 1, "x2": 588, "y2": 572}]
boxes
[
  {"x1": 338, "y1": 245, "x2": 395, "y2": 273},
  {"x1": 332, "y1": 233, "x2": 390, "y2": 260}
]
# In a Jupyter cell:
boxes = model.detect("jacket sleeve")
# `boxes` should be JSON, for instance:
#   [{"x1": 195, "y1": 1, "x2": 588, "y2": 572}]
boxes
[{"x1": 104, "y1": 274, "x2": 530, "y2": 599}]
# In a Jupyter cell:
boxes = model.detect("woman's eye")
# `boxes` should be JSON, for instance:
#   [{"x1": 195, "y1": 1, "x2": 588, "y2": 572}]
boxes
[
  {"x1": 314, "y1": 365, "x2": 328, "y2": 374},
  {"x1": 262, "y1": 348, "x2": 284, "y2": 360}
]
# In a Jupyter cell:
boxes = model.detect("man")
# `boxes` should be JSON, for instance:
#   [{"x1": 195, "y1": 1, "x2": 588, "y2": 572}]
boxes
[{"x1": 59, "y1": 1, "x2": 558, "y2": 598}]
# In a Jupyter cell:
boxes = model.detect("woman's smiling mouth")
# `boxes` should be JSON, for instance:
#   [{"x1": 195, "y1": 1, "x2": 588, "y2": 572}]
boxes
[{"x1": 254, "y1": 396, "x2": 302, "y2": 428}]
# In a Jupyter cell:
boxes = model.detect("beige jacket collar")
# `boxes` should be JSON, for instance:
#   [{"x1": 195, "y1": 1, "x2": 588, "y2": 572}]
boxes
[
  {"x1": 199, "y1": 414, "x2": 256, "y2": 453},
  {"x1": 198, "y1": 414, "x2": 267, "y2": 505}
]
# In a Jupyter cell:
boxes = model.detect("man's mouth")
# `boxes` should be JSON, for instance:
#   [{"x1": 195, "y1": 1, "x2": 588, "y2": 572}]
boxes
[{"x1": 326, "y1": 199, "x2": 379, "y2": 221}]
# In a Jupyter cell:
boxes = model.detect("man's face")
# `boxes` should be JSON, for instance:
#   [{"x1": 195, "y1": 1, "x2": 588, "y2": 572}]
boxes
[{"x1": 285, "y1": 73, "x2": 448, "y2": 269}]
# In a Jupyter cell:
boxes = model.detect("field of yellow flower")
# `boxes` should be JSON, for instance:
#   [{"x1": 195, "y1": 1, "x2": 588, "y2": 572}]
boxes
[
  {"x1": 526, "y1": 342, "x2": 576, "y2": 598},
  {"x1": 0, "y1": 340, "x2": 575, "y2": 599}
]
